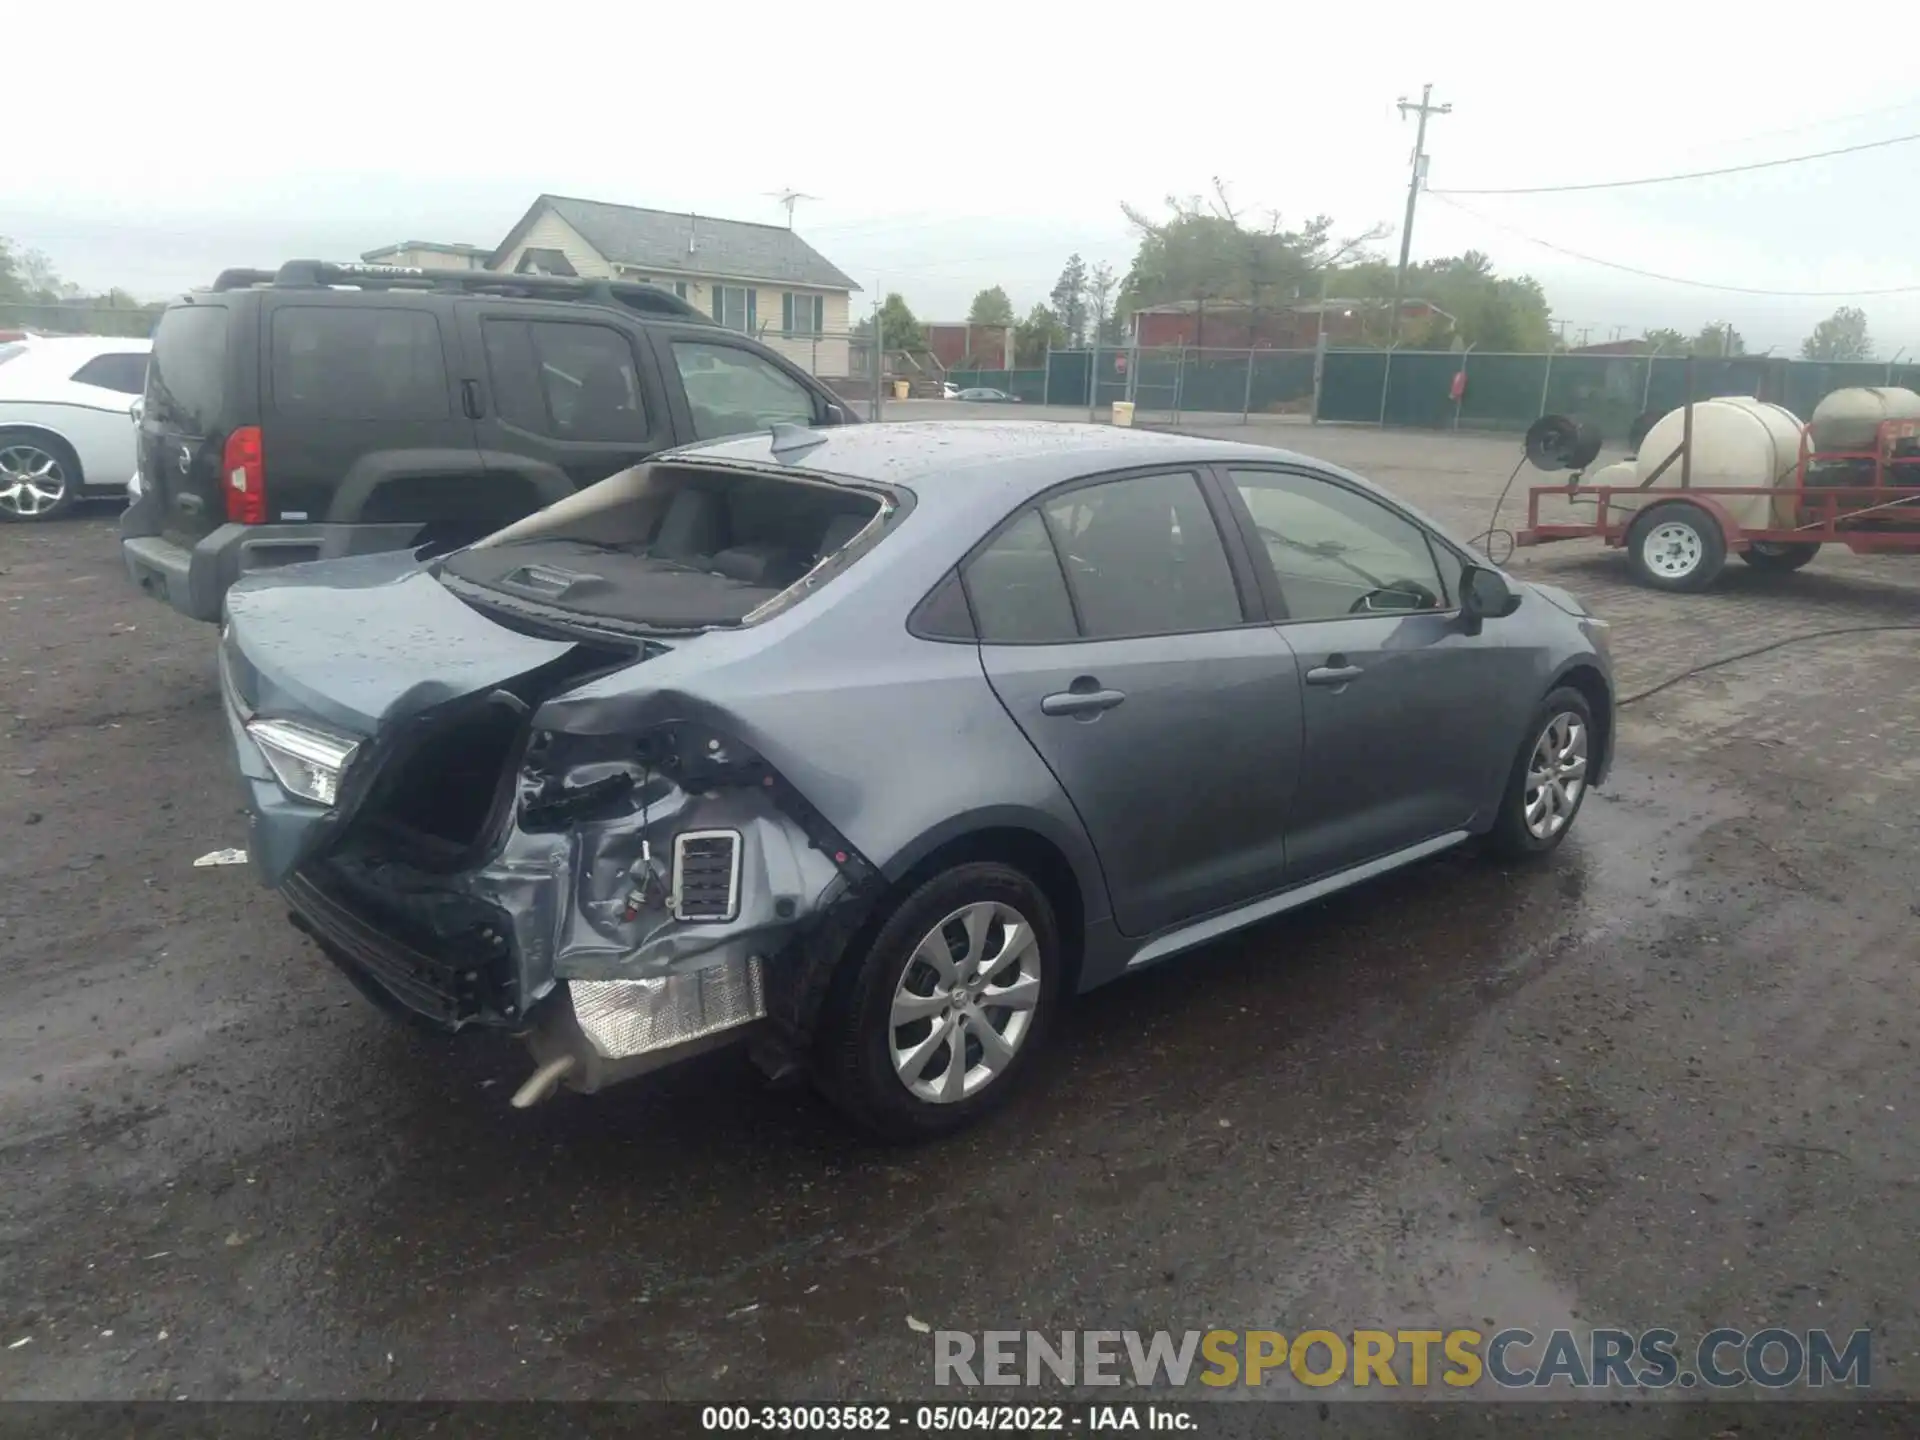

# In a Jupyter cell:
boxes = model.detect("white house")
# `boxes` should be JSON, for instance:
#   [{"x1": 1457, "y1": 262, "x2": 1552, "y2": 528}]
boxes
[{"x1": 490, "y1": 195, "x2": 861, "y2": 378}]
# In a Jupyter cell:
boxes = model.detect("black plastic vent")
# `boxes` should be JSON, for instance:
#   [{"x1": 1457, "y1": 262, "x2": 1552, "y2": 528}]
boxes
[{"x1": 672, "y1": 830, "x2": 741, "y2": 923}]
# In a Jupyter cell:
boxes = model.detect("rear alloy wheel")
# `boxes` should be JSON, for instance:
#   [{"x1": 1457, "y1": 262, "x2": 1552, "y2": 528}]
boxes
[
  {"x1": 1740, "y1": 540, "x2": 1820, "y2": 573},
  {"x1": 1626, "y1": 501, "x2": 1726, "y2": 593},
  {"x1": 1486, "y1": 686, "x2": 1595, "y2": 859},
  {"x1": 0, "y1": 436, "x2": 80, "y2": 522},
  {"x1": 818, "y1": 861, "x2": 1062, "y2": 1141}
]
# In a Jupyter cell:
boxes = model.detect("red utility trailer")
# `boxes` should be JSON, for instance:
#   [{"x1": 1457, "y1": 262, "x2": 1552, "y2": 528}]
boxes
[{"x1": 1517, "y1": 404, "x2": 1920, "y2": 592}]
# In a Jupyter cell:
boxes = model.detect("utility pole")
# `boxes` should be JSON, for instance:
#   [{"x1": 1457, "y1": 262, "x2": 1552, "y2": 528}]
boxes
[{"x1": 1390, "y1": 84, "x2": 1451, "y2": 347}]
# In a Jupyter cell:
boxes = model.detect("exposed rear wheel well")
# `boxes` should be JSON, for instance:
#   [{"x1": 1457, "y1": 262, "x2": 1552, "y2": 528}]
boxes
[{"x1": 357, "y1": 474, "x2": 542, "y2": 543}]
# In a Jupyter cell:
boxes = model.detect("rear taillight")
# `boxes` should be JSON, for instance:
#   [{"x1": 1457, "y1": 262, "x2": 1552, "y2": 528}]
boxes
[{"x1": 222, "y1": 426, "x2": 265, "y2": 525}]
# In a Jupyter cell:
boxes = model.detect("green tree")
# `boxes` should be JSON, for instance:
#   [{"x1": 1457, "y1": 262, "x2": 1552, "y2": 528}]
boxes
[
  {"x1": 1086, "y1": 263, "x2": 1125, "y2": 345},
  {"x1": 1692, "y1": 322, "x2": 1745, "y2": 357},
  {"x1": 1119, "y1": 182, "x2": 1335, "y2": 345},
  {"x1": 1801, "y1": 306, "x2": 1875, "y2": 362},
  {"x1": 1642, "y1": 327, "x2": 1689, "y2": 354},
  {"x1": 875, "y1": 292, "x2": 925, "y2": 352},
  {"x1": 1014, "y1": 304, "x2": 1065, "y2": 366},
  {"x1": 967, "y1": 286, "x2": 1014, "y2": 327},
  {"x1": 0, "y1": 237, "x2": 25, "y2": 302},
  {"x1": 1049, "y1": 254, "x2": 1089, "y2": 347},
  {"x1": 1318, "y1": 250, "x2": 1553, "y2": 351}
]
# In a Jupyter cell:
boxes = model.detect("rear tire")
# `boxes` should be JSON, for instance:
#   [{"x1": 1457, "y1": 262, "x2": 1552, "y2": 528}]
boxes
[
  {"x1": 1485, "y1": 687, "x2": 1596, "y2": 860},
  {"x1": 815, "y1": 861, "x2": 1063, "y2": 1143},
  {"x1": 1625, "y1": 501, "x2": 1726, "y2": 593},
  {"x1": 1740, "y1": 540, "x2": 1820, "y2": 573},
  {"x1": 0, "y1": 431, "x2": 81, "y2": 522}
]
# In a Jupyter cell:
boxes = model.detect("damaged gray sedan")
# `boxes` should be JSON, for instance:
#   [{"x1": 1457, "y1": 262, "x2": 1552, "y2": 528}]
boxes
[{"x1": 219, "y1": 421, "x2": 1614, "y2": 1139}]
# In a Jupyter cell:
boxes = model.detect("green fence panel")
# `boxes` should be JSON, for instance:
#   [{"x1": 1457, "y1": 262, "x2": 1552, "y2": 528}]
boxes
[
  {"x1": 1047, "y1": 351, "x2": 1091, "y2": 406},
  {"x1": 1317, "y1": 351, "x2": 1388, "y2": 422},
  {"x1": 1175, "y1": 354, "x2": 1253, "y2": 413},
  {"x1": 1453, "y1": 354, "x2": 1547, "y2": 431},
  {"x1": 1008, "y1": 369, "x2": 1047, "y2": 403},
  {"x1": 1381, "y1": 352, "x2": 1458, "y2": 429},
  {"x1": 1542, "y1": 354, "x2": 1653, "y2": 441},
  {"x1": 1249, "y1": 351, "x2": 1317, "y2": 414}
]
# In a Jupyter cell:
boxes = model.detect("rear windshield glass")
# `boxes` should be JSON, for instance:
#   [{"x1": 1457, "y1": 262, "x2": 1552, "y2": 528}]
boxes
[
  {"x1": 271, "y1": 306, "x2": 449, "y2": 420},
  {"x1": 147, "y1": 305, "x2": 228, "y2": 429},
  {"x1": 0, "y1": 344, "x2": 25, "y2": 368},
  {"x1": 441, "y1": 463, "x2": 885, "y2": 632}
]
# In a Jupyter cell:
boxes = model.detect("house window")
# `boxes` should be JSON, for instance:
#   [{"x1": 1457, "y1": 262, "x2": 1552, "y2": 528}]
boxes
[
  {"x1": 637, "y1": 277, "x2": 689, "y2": 299},
  {"x1": 782, "y1": 292, "x2": 824, "y2": 337},
  {"x1": 712, "y1": 285, "x2": 756, "y2": 333}
]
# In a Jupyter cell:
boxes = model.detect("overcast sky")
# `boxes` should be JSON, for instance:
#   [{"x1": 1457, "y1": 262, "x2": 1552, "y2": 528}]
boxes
[{"x1": 9, "y1": 0, "x2": 1920, "y2": 356}]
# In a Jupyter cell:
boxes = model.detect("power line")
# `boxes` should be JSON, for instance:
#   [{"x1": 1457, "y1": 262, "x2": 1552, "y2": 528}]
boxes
[
  {"x1": 1425, "y1": 192, "x2": 1920, "y2": 297},
  {"x1": 1430, "y1": 130, "x2": 1920, "y2": 196}
]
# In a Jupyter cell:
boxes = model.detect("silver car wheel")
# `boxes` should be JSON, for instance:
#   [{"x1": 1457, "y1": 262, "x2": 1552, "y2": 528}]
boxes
[
  {"x1": 1643, "y1": 519, "x2": 1704, "y2": 580},
  {"x1": 889, "y1": 900, "x2": 1042, "y2": 1105},
  {"x1": 0, "y1": 443, "x2": 70, "y2": 518},
  {"x1": 1523, "y1": 711, "x2": 1589, "y2": 840}
]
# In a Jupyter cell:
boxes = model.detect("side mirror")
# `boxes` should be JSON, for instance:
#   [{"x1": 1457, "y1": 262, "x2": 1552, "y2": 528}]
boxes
[
  {"x1": 821, "y1": 403, "x2": 851, "y2": 426},
  {"x1": 1460, "y1": 565, "x2": 1522, "y2": 624}
]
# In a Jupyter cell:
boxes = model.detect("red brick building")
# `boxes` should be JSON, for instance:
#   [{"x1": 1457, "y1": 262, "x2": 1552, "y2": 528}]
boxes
[
  {"x1": 924, "y1": 322, "x2": 1014, "y2": 370},
  {"x1": 1129, "y1": 298, "x2": 1449, "y2": 350}
]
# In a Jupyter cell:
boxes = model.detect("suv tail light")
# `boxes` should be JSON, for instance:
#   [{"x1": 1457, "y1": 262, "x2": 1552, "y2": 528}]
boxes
[{"x1": 223, "y1": 426, "x2": 265, "y2": 525}]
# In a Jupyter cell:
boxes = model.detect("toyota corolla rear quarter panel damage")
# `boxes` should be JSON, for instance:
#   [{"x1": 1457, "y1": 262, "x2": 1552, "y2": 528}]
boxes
[{"x1": 218, "y1": 425, "x2": 1148, "y2": 1100}]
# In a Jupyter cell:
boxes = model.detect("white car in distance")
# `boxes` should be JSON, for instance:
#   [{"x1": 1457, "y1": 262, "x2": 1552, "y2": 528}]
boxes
[{"x1": 0, "y1": 335, "x2": 151, "y2": 521}]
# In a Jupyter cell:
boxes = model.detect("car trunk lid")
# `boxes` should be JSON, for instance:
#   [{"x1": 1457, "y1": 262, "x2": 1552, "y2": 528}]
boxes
[{"x1": 222, "y1": 550, "x2": 636, "y2": 885}]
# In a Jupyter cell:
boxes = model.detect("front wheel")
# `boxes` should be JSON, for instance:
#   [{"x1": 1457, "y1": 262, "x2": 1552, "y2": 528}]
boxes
[
  {"x1": 1626, "y1": 501, "x2": 1726, "y2": 593},
  {"x1": 1740, "y1": 540, "x2": 1820, "y2": 573},
  {"x1": 1485, "y1": 687, "x2": 1596, "y2": 859},
  {"x1": 816, "y1": 861, "x2": 1063, "y2": 1142}
]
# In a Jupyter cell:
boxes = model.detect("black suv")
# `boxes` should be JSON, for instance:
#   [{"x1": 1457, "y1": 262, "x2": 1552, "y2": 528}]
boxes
[{"x1": 121, "y1": 261, "x2": 859, "y2": 621}]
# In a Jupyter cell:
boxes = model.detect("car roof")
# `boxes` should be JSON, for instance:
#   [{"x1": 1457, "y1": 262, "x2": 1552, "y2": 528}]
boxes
[
  {"x1": 0, "y1": 335, "x2": 151, "y2": 392},
  {"x1": 677, "y1": 420, "x2": 1323, "y2": 506}
]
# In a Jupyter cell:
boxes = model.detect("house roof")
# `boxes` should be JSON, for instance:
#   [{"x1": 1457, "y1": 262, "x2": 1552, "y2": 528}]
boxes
[
  {"x1": 360, "y1": 240, "x2": 489, "y2": 260},
  {"x1": 493, "y1": 194, "x2": 862, "y2": 292}
]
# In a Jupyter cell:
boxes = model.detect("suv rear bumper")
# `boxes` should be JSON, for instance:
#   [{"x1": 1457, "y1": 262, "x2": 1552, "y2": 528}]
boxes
[{"x1": 120, "y1": 496, "x2": 422, "y2": 622}]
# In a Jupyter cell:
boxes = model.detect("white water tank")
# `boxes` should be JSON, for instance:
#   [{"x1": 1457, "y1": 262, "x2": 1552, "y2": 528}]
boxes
[
  {"x1": 1620, "y1": 396, "x2": 1805, "y2": 530},
  {"x1": 1807, "y1": 386, "x2": 1920, "y2": 453}
]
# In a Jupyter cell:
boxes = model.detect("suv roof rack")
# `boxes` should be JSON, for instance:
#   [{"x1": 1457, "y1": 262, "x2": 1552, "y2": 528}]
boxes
[{"x1": 204, "y1": 260, "x2": 710, "y2": 323}]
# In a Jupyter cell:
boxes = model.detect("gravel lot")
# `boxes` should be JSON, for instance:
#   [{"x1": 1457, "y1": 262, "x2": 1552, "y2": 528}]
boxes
[{"x1": 3, "y1": 421, "x2": 1919, "y2": 1426}]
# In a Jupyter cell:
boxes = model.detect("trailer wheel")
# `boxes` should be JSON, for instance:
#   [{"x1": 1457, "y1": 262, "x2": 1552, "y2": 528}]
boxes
[
  {"x1": 1626, "y1": 502, "x2": 1727, "y2": 593},
  {"x1": 1740, "y1": 540, "x2": 1820, "y2": 573}
]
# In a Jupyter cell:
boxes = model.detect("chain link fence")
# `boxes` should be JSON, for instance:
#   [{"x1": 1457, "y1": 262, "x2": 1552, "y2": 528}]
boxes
[
  {"x1": 0, "y1": 301, "x2": 166, "y2": 339},
  {"x1": 945, "y1": 344, "x2": 1920, "y2": 437},
  {"x1": 1318, "y1": 349, "x2": 1920, "y2": 439}
]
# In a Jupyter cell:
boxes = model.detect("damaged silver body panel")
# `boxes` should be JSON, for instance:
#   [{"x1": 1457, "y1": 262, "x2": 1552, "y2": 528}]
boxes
[{"x1": 217, "y1": 422, "x2": 1616, "y2": 1108}]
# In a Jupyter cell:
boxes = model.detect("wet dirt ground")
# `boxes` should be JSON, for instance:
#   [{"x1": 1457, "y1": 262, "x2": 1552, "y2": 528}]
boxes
[{"x1": 3, "y1": 435, "x2": 1919, "y2": 1424}]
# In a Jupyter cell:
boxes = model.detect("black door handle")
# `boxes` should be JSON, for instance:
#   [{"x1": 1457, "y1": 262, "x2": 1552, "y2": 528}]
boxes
[
  {"x1": 1042, "y1": 685, "x2": 1127, "y2": 717},
  {"x1": 461, "y1": 379, "x2": 484, "y2": 420},
  {"x1": 1305, "y1": 655, "x2": 1364, "y2": 687}
]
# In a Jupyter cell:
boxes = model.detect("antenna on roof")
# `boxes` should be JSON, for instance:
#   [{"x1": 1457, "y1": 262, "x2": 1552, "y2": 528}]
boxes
[{"x1": 767, "y1": 189, "x2": 819, "y2": 228}]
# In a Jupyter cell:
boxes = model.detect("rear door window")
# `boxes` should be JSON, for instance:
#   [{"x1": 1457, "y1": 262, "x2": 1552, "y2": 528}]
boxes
[
  {"x1": 147, "y1": 305, "x2": 228, "y2": 429},
  {"x1": 269, "y1": 306, "x2": 449, "y2": 419},
  {"x1": 669, "y1": 340, "x2": 817, "y2": 439},
  {"x1": 481, "y1": 320, "x2": 651, "y2": 442},
  {"x1": 962, "y1": 509, "x2": 1078, "y2": 643},
  {"x1": 70, "y1": 351, "x2": 149, "y2": 396},
  {"x1": 1039, "y1": 471, "x2": 1243, "y2": 638}
]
